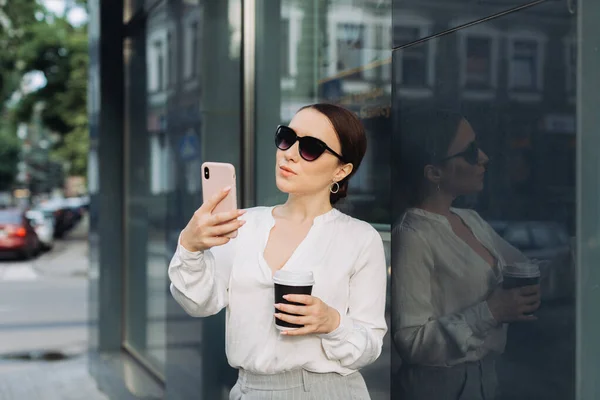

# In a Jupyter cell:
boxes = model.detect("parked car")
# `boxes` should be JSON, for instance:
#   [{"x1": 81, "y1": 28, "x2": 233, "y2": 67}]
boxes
[
  {"x1": 64, "y1": 196, "x2": 87, "y2": 223},
  {"x1": 488, "y1": 220, "x2": 573, "y2": 301},
  {"x1": 25, "y1": 209, "x2": 55, "y2": 251},
  {"x1": 38, "y1": 198, "x2": 77, "y2": 238},
  {"x1": 0, "y1": 208, "x2": 42, "y2": 260}
]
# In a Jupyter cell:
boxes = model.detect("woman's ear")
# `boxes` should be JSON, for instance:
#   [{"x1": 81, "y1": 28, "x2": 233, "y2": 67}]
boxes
[
  {"x1": 424, "y1": 164, "x2": 442, "y2": 185},
  {"x1": 333, "y1": 163, "x2": 353, "y2": 182}
]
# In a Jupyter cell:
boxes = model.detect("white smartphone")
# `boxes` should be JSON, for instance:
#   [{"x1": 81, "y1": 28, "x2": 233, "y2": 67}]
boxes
[{"x1": 201, "y1": 162, "x2": 239, "y2": 238}]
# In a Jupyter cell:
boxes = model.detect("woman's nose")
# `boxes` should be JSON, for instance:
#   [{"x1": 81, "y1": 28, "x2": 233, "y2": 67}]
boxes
[
  {"x1": 479, "y1": 149, "x2": 490, "y2": 164},
  {"x1": 284, "y1": 141, "x2": 300, "y2": 161}
]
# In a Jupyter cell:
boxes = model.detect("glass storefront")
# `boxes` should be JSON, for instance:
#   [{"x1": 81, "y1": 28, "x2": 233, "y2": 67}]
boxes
[
  {"x1": 254, "y1": 1, "x2": 392, "y2": 396},
  {"x1": 88, "y1": 0, "x2": 600, "y2": 398},
  {"x1": 391, "y1": 1, "x2": 577, "y2": 399}
]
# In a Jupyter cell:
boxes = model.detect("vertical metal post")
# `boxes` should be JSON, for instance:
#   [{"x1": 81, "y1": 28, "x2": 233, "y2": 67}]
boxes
[
  {"x1": 576, "y1": 0, "x2": 600, "y2": 397},
  {"x1": 242, "y1": 0, "x2": 256, "y2": 208}
]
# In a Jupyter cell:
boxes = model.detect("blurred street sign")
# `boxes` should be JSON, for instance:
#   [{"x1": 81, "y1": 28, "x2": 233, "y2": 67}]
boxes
[{"x1": 179, "y1": 130, "x2": 200, "y2": 161}]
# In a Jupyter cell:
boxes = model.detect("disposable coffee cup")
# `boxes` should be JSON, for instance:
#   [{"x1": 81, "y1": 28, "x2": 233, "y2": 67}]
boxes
[
  {"x1": 502, "y1": 262, "x2": 541, "y2": 290},
  {"x1": 273, "y1": 270, "x2": 314, "y2": 330}
]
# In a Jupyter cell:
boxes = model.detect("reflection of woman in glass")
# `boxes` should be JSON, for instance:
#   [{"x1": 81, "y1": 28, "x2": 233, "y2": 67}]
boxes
[
  {"x1": 391, "y1": 109, "x2": 541, "y2": 399},
  {"x1": 169, "y1": 104, "x2": 387, "y2": 399}
]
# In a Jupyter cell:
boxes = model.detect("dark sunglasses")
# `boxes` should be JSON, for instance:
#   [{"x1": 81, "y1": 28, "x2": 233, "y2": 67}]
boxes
[
  {"x1": 275, "y1": 125, "x2": 345, "y2": 162},
  {"x1": 441, "y1": 141, "x2": 480, "y2": 165}
]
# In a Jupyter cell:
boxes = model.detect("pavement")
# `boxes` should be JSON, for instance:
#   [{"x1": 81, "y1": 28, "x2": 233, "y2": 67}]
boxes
[{"x1": 0, "y1": 214, "x2": 109, "y2": 400}]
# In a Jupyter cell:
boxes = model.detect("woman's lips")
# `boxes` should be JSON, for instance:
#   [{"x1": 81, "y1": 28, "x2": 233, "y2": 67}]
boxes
[{"x1": 279, "y1": 166, "x2": 296, "y2": 177}]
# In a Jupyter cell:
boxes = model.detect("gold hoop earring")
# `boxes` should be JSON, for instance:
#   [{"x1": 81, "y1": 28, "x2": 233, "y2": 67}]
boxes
[{"x1": 330, "y1": 181, "x2": 340, "y2": 194}]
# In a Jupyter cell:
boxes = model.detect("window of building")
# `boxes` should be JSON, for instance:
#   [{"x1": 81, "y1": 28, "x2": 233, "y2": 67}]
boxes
[
  {"x1": 510, "y1": 40, "x2": 538, "y2": 89},
  {"x1": 455, "y1": 23, "x2": 500, "y2": 99},
  {"x1": 336, "y1": 23, "x2": 366, "y2": 75},
  {"x1": 190, "y1": 20, "x2": 199, "y2": 78},
  {"x1": 507, "y1": 31, "x2": 546, "y2": 100},
  {"x1": 565, "y1": 38, "x2": 576, "y2": 99},
  {"x1": 392, "y1": 14, "x2": 434, "y2": 98},
  {"x1": 281, "y1": 19, "x2": 291, "y2": 77},
  {"x1": 183, "y1": 17, "x2": 200, "y2": 81},
  {"x1": 167, "y1": 32, "x2": 174, "y2": 87},
  {"x1": 394, "y1": 27, "x2": 428, "y2": 86},
  {"x1": 154, "y1": 40, "x2": 164, "y2": 91},
  {"x1": 465, "y1": 36, "x2": 492, "y2": 88},
  {"x1": 377, "y1": 25, "x2": 391, "y2": 81}
]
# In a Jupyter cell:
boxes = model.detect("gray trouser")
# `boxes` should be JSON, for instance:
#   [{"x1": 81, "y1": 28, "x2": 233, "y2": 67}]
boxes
[
  {"x1": 229, "y1": 368, "x2": 371, "y2": 400},
  {"x1": 395, "y1": 357, "x2": 498, "y2": 400}
]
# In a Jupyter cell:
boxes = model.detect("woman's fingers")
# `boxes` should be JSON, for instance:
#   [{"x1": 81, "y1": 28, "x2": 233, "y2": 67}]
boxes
[
  {"x1": 519, "y1": 285, "x2": 540, "y2": 296},
  {"x1": 280, "y1": 326, "x2": 313, "y2": 336},
  {"x1": 210, "y1": 209, "x2": 245, "y2": 225},
  {"x1": 209, "y1": 219, "x2": 245, "y2": 237},
  {"x1": 521, "y1": 301, "x2": 541, "y2": 314},
  {"x1": 518, "y1": 313, "x2": 538, "y2": 322},
  {"x1": 198, "y1": 186, "x2": 232, "y2": 213},
  {"x1": 203, "y1": 236, "x2": 231, "y2": 248},
  {"x1": 274, "y1": 312, "x2": 311, "y2": 326},
  {"x1": 283, "y1": 294, "x2": 315, "y2": 306},
  {"x1": 275, "y1": 303, "x2": 310, "y2": 316}
]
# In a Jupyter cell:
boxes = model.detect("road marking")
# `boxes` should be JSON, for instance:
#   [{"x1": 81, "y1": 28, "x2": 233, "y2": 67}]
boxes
[{"x1": 0, "y1": 265, "x2": 38, "y2": 281}]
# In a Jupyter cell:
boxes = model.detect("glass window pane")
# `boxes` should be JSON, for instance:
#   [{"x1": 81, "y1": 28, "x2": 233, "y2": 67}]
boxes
[
  {"x1": 391, "y1": 1, "x2": 577, "y2": 399},
  {"x1": 124, "y1": 1, "x2": 243, "y2": 397},
  {"x1": 466, "y1": 36, "x2": 492, "y2": 87},
  {"x1": 505, "y1": 226, "x2": 533, "y2": 249},
  {"x1": 393, "y1": 0, "x2": 545, "y2": 48},
  {"x1": 255, "y1": 0, "x2": 392, "y2": 397}
]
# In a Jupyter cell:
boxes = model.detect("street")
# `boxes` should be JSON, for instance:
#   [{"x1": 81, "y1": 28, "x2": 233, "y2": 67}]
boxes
[{"x1": 0, "y1": 216, "x2": 107, "y2": 400}]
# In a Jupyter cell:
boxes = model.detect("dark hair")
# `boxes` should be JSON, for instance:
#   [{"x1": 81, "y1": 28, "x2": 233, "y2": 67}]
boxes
[
  {"x1": 393, "y1": 108, "x2": 464, "y2": 214},
  {"x1": 299, "y1": 103, "x2": 367, "y2": 204}
]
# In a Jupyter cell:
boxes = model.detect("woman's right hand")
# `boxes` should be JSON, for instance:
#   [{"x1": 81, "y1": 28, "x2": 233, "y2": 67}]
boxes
[
  {"x1": 486, "y1": 284, "x2": 541, "y2": 323},
  {"x1": 179, "y1": 186, "x2": 246, "y2": 253}
]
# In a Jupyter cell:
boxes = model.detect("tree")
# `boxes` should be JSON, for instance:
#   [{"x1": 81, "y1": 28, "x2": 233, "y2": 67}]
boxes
[
  {"x1": 6, "y1": 4, "x2": 89, "y2": 181},
  {"x1": 0, "y1": 128, "x2": 20, "y2": 191}
]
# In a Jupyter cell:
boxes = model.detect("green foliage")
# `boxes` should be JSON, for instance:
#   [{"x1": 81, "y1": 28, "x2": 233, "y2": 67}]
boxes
[
  {"x1": 0, "y1": 129, "x2": 20, "y2": 191},
  {"x1": 0, "y1": 1, "x2": 89, "y2": 186}
]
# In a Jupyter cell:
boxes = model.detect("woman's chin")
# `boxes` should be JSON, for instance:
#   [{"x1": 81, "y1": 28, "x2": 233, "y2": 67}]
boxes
[{"x1": 275, "y1": 178, "x2": 293, "y2": 194}]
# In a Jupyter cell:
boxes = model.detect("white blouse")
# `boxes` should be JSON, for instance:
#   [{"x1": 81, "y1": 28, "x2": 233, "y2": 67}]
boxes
[
  {"x1": 168, "y1": 206, "x2": 388, "y2": 376},
  {"x1": 391, "y1": 208, "x2": 528, "y2": 367}
]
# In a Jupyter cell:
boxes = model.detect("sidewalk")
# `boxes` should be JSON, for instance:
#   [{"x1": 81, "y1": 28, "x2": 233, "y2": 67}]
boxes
[{"x1": 0, "y1": 355, "x2": 108, "y2": 400}]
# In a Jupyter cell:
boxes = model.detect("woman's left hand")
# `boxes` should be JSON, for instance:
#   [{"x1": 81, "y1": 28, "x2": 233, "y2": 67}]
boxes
[{"x1": 274, "y1": 295, "x2": 340, "y2": 336}]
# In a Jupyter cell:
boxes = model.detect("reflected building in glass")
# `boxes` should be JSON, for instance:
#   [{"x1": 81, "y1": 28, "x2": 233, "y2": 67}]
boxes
[{"x1": 391, "y1": 1, "x2": 577, "y2": 399}]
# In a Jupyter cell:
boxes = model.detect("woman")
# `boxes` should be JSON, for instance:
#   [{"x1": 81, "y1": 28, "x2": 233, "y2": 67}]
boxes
[
  {"x1": 169, "y1": 103, "x2": 387, "y2": 399},
  {"x1": 391, "y1": 109, "x2": 542, "y2": 400}
]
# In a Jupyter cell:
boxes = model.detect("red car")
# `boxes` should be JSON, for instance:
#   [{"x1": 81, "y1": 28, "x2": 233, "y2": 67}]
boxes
[{"x1": 0, "y1": 208, "x2": 41, "y2": 260}]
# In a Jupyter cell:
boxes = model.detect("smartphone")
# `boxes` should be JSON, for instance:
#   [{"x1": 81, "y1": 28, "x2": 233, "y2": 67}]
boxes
[{"x1": 201, "y1": 162, "x2": 239, "y2": 238}]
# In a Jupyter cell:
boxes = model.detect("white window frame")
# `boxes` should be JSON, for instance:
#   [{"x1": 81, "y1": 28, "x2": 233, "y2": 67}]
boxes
[
  {"x1": 327, "y1": 4, "x2": 383, "y2": 93},
  {"x1": 146, "y1": 27, "x2": 168, "y2": 104},
  {"x1": 393, "y1": 12, "x2": 435, "y2": 99},
  {"x1": 454, "y1": 19, "x2": 500, "y2": 101},
  {"x1": 280, "y1": 4, "x2": 304, "y2": 90},
  {"x1": 506, "y1": 29, "x2": 546, "y2": 102},
  {"x1": 182, "y1": 9, "x2": 202, "y2": 92}
]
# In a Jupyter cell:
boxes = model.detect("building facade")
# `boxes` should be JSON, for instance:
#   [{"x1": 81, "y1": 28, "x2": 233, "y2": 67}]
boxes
[{"x1": 88, "y1": 0, "x2": 600, "y2": 398}]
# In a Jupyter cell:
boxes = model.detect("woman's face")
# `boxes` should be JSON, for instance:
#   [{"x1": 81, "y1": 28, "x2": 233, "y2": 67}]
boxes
[
  {"x1": 275, "y1": 108, "x2": 351, "y2": 198},
  {"x1": 438, "y1": 119, "x2": 489, "y2": 196}
]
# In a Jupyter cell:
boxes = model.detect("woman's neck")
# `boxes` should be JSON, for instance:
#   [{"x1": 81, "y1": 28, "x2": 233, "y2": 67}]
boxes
[
  {"x1": 277, "y1": 192, "x2": 333, "y2": 223},
  {"x1": 416, "y1": 192, "x2": 455, "y2": 217}
]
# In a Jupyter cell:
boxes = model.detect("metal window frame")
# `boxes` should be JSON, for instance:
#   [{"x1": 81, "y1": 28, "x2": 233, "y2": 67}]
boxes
[
  {"x1": 242, "y1": 0, "x2": 256, "y2": 208},
  {"x1": 576, "y1": 0, "x2": 600, "y2": 397}
]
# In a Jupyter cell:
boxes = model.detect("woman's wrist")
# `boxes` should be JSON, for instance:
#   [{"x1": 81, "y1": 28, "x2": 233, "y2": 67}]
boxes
[{"x1": 326, "y1": 306, "x2": 341, "y2": 333}]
